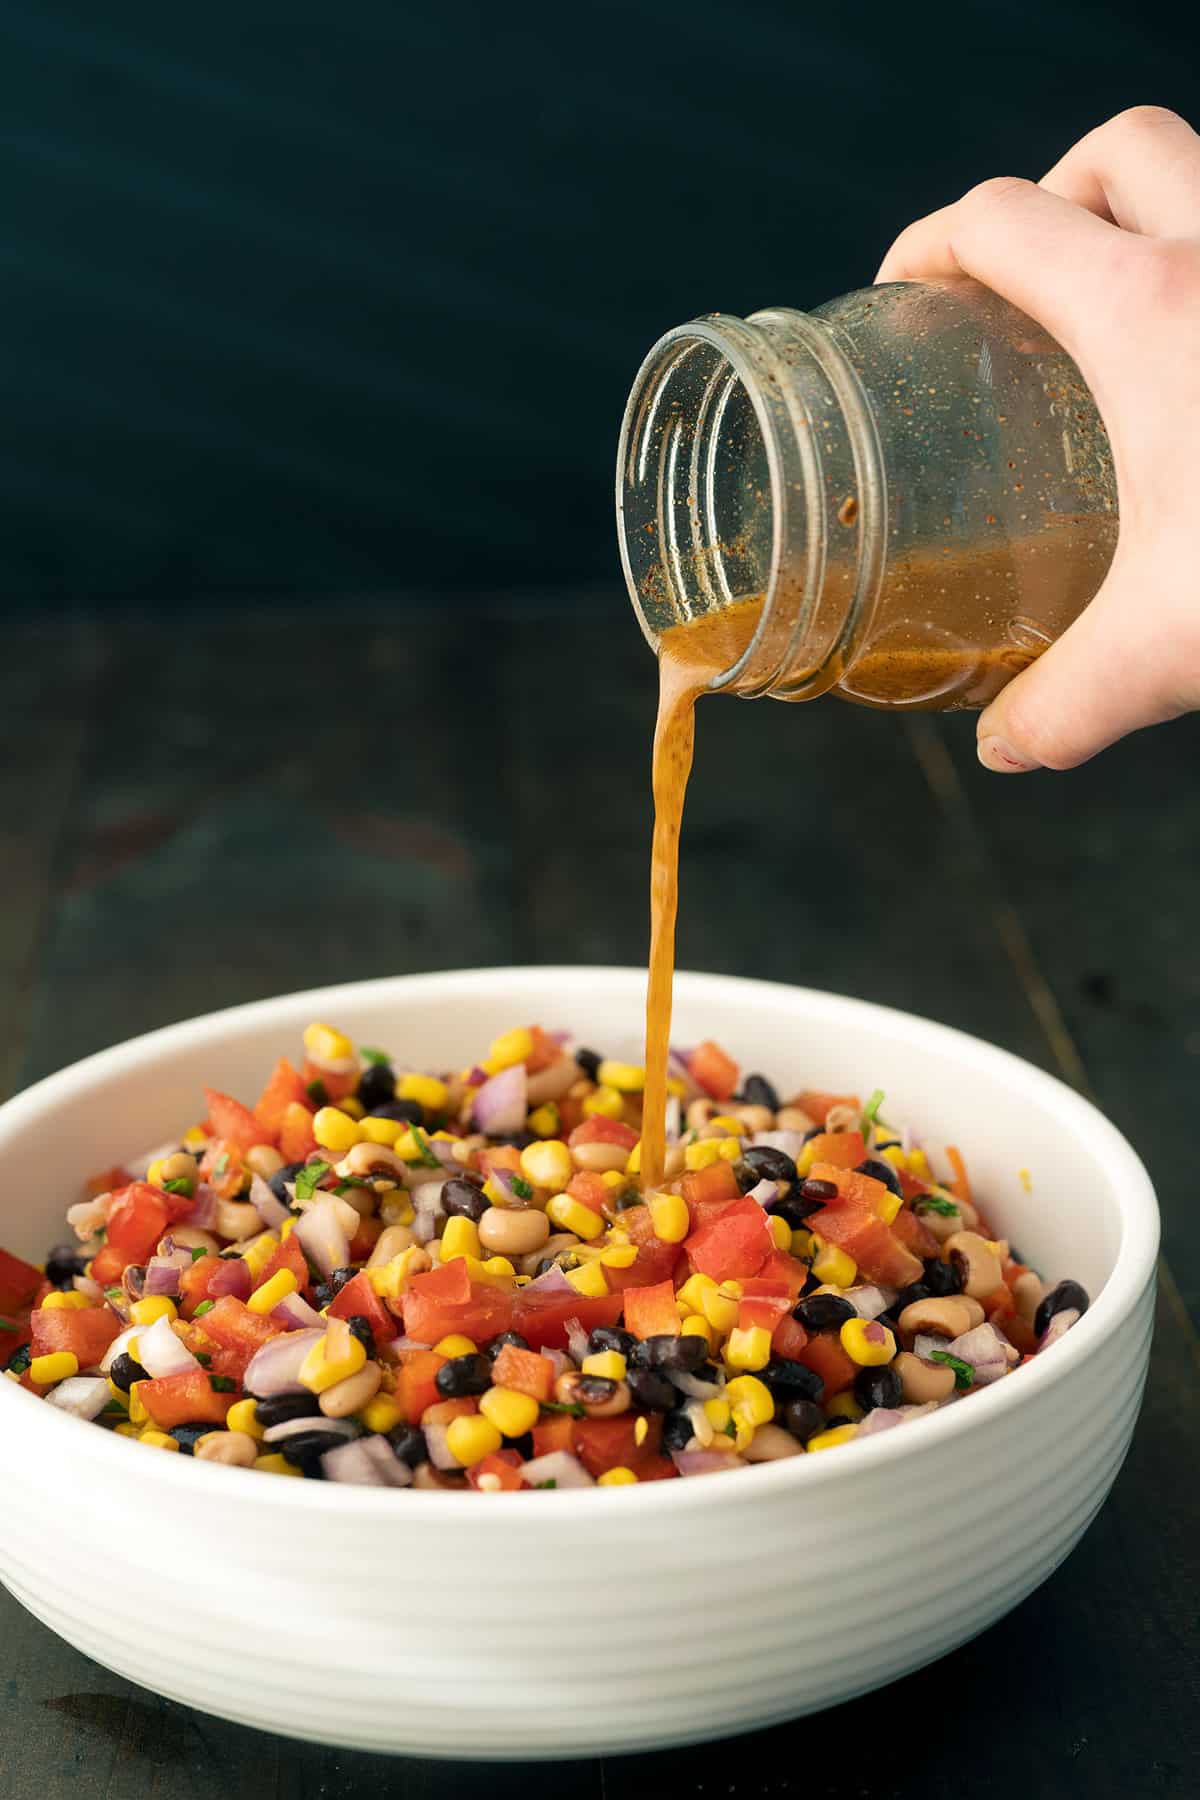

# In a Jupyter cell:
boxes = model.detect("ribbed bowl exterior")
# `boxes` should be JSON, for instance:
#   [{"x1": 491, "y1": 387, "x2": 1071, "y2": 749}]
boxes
[{"x1": 0, "y1": 970, "x2": 1159, "y2": 1758}]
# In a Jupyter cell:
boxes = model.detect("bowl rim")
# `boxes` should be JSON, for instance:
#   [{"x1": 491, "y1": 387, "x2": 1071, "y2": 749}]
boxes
[{"x1": 0, "y1": 965, "x2": 1159, "y2": 1517}]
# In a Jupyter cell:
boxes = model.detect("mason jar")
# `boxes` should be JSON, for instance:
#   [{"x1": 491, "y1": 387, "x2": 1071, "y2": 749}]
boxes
[{"x1": 616, "y1": 280, "x2": 1118, "y2": 709}]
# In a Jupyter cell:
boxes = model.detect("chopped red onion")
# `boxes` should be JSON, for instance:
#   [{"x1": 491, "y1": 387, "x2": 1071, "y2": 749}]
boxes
[
  {"x1": 144, "y1": 1251, "x2": 190, "y2": 1298},
  {"x1": 243, "y1": 1328, "x2": 325, "y2": 1397},
  {"x1": 914, "y1": 1332, "x2": 952, "y2": 1363},
  {"x1": 1038, "y1": 1308, "x2": 1081, "y2": 1352},
  {"x1": 525, "y1": 1264, "x2": 574, "y2": 1294},
  {"x1": 538, "y1": 1346, "x2": 573, "y2": 1381},
  {"x1": 388, "y1": 1335, "x2": 433, "y2": 1354},
  {"x1": 472, "y1": 1064, "x2": 527, "y2": 1136},
  {"x1": 186, "y1": 1183, "x2": 218, "y2": 1230},
  {"x1": 294, "y1": 1198, "x2": 351, "y2": 1280},
  {"x1": 857, "y1": 1402, "x2": 940, "y2": 1437},
  {"x1": 423, "y1": 1421, "x2": 462, "y2": 1471},
  {"x1": 947, "y1": 1322, "x2": 1020, "y2": 1386},
  {"x1": 666, "y1": 1049, "x2": 701, "y2": 1099},
  {"x1": 428, "y1": 1137, "x2": 466, "y2": 1170},
  {"x1": 671, "y1": 1450, "x2": 746, "y2": 1476},
  {"x1": 518, "y1": 1449, "x2": 595, "y2": 1488},
  {"x1": 746, "y1": 1179, "x2": 779, "y2": 1209},
  {"x1": 671, "y1": 1369, "x2": 726, "y2": 1402},
  {"x1": 751, "y1": 1130, "x2": 809, "y2": 1161},
  {"x1": 361, "y1": 1435, "x2": 414, "y2": 1486},
  {"x1": 45, "y1": 1376, "x2": 112, "y2": 1420},
  {"x1": 564, "y1": 1316, "x2": 591, "y2": 1365},
  {"x1": 100, "y1": 1323, "x2": 142, "y2": 1374},
  {"x1": 262, "y1": 1414, "x2": 358, "y2": 1445},
  {"x1": 208, "y1": 1258, "x2": 252, "y2": 1302},
  {"x1": 270, "y1": 1291, "x2": 327, "y2": 1331},
  {"x1": 845, "y1": 1285, "x2": 897, "y2": 1321},
  {"x1": 72, "y1": 1275, "x2": 104, "y2": 1304},
  {"x1": 485, "y1": 1167, "x2": 520, "y2": 1204},
  {"x1": 322, "y1": 1437, "x2": 414, "y2": 1486},
  {"x1": 137, "y1": 1313, "x2": 201, "y2": 1378},
  {"x1": 467, "y1": 1065, "x2": 488, "y2": 1087},
  {"x1": 864, "y1": 1319, "x2": 888, "y2": 1346},
  {"x1": 249, "y1": 1172, "x2": 291, "y2": 1231}
]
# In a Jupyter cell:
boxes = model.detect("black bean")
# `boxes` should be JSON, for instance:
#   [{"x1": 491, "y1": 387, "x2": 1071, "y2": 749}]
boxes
[
  {"x1": 329, "y1": 1267, "x2": 358, "y2": 1297},
  {"x1": 4, "y1": 1345, "x2": 31, "y2": 1374},
  {"x1": 368, "y1": 1098, "x2": 424, "y2": 1126},
  {"x1": 299, "y1": 1458, "x2": 327, "y2": 1479},
  {"x1": 766, "y1": 1190, "x2": 825, "y2": 1229},
  {"x1": 874, "y1": 1139, "x2": 901, "y2": 1153},
  {"x1": 627, "y1": 1369, "x2": 677, "y2": 1412},
  {"x1": 312, "y1": 1283, "x2": 333, "y2": 1310},
  {"x1": 799, "y1": 1177, "x2": 839, "y2": 1204},
  {"x1": 385, "y1": 1424, "x2": 428, "y2": 1465},
  {"x1": 435, "y1": 1353, "x2": 493, "y2": 1399},
  {"x1": 924, "y1": 1258, "x2": 962, "y2": 1297},
  {"x1": 269, "y1": 1162, "x2": 306, "y2": 1207},
  {"x1": 740, "y1": 1073, "x2": 780, "y2": 1111},
  {"x1": 254, "y1": 1392, "x2": 322, "y2": 1427},
  {"x1": 783, "y1": 1398, "x2": 826, "y2": 1442},
  {"x1": 801, "y1": 1126, "x2": 824, "y2": 1144},
  {"x1": 589, "y1": 1326, "x2": 636, "y2": 1357},
  {"x1": 442, "y1": 1179, "x2": 488, "y2": 1223},
  {"x1": 281, "y1": 1428, "x2": 358, "y2": 1465},
  {"x1": 740, "y1": 1144, "x2": 798, "y2": 1185},
  {"x1": 856, "y1": 1157, "x2": 903, "y2": 1199},
  {"x1": 895, "y1": 1280, "x2": 931, "y2": 1312},
  {"x1": 662, "y1": 1408, "x2": 695, "y2": 1452},
  {"x1": 612, "y1": 1192, "x2": 646, "y2": 1213},
  {"x1": 357, "y1": 1061, "x2": 397, "y2": 1111},
  {"x1": 169, "y1": 1423, "x2": 212, "y2": 1456},
  {"x1": 794, "y1": 1294, "x2": 855, "y2": 1332},
  {"x1": 508, "y1": 1432, "x2": 535, "y2": 1462},
  {"x1": 44, "y1": 1243, "x2": 88, "y2": 1287},
  {"x1": 760, "y1": 1358, "x2": 824, "y2": 1402},
  {"x1": 1034, "y1": 1279, "x2": 1090, "y2": 1340},
  {"x1": 345, "y1": 1315, "x2": 375, "y2": 1355},
  {"x1": 483, "y1": 1331, "x2": 529, "y2": 1357},
  {"x1": 487, "y1": 1131, "x2": 537, "y2": 1151},
  {"x1": 630, "y1": 1333, "x2": 708, "y2": 1373},
  {"x1": 575, "y1": 1048, "x2": 602, "y2": 1081},
  {"x1": 578, "y1": 1376, "x2": 617, "y2": 1405},
  {"x1": 108, "y1": 1352, "x2": 148, "y2": 1393},
  {"x1": 854, "y1": 1364, "x2": 903, "y2": 1411}
]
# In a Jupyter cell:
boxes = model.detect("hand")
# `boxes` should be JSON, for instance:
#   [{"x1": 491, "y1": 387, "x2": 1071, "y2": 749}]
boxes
[{"x1": 876, "y1": 106, "x2": 1200, "y2": 772}]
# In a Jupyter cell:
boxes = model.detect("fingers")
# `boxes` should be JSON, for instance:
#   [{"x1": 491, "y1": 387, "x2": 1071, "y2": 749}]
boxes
[
  {"x1": 976, "y1": 549, "x2": 1197, "y2": 771},
  {"x1": 1040, "y1": 105, "x2": 1200, "y2": 235},
  {"x1": 875, "y1": 176, "x2": 1125, "y2": 366}
]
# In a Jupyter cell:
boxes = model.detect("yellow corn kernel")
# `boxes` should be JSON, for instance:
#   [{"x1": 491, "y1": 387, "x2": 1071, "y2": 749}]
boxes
[
  {"x1": 445, "y1": 1414, "x2": 503, "y2": 1467},
  {"x1": 840, "y1": 1317, "x2": 897, "y2": 1366},
  {"x1": 361, "y1": 1394, "x2": 403, "y2": 1434},
  {"x1": 600, "y1": 1171, "x2": 626, "y2": 1191},
  {"x1": 395, "y1": 1073, "x2": 449, "y2": 1114},
  {"x1": 280, "y1": 1215, "x2": 296, "y2": 1242},
  {"x1": 879, "y1": 1143, "x2": 908, "y2": 1170},
  {"x1": 582, "y1": 1086, "x2": 625, "y2": 1119},
  {"x1": 634, "y1": 1415, "x2": 649, "y2": 1447},
  {"x1": 336, "y1": 1095, "x2": 366, "y2": 1120},
  {"x1": 485, "y1": 1027, "x2": 534, "y2": 1072},
  {"x1": 708, "y1": 1115, "x2": 749, "y2": 1136},
  {"x1": 127, "y1": 1381, "x2": 149, "y2": 1425},
  {"x1": 30, "y1": 1351, "x2": 79, "y2": 1386},
  {"x1": 582, "y1": 1349, "x2": 627, "y2": 1381},
  {"x1": 704, "y1": 1397, "x2": 732, "y2": 1432},
  {"x1": 908, "y1": 1149, "x2": 930, "y2": 1178},
  {"x1": 182, "y1": 1125, "x2": 210, "y2": 1150},
  {"x1": 681, "y1": 1314, "x2": 719, "y2": 1352},
  {"x1": 368, "y1": 1247, "x2": 424, "y2": 1298},
  {"x1": 698, "y1": 1286, "x2": 740, "y2": 1334},
  {"x1": 597, "y1": 1466, "x2": 638, "y2": 1486},
  {"x1": 684, "y1": 1140, "x2": 721, "y2": 1172},
  {"x1": 247, "y1": 1269, "x2": 298, "y2": 1316},
  {"x1": 253, "y1": 1452, "x2": 304, "y2": 1476},
  {"x1": 304, "y1": 1021, "x2": 355, "y2": 1063},
  {"x1": 724, "y1": 1374, "x2": 775, "y2": 1425},
  {"x1": 624, "y1": 1141, "x2": 642, "y2": 1176},
  {"x1": 113, "y1": 1421, "x2": 141, "y2": 1438},
  {"x1": 725, "y1": 1412, "x2": 755, "y2": 1452},
  {"x1": 597, "y1": 1059, "x2": 645, "y2": 1093},
  {"x1": 648, "y1": 1191, "x2": 690, "y2": 1244},
  {"x1": 598, "y1": 1242, "x2": 638, "y2": 1269},
  {"x1": 130, "y1": 1296, "x2": 178, "y2": 1327},
  {"x1": 724, "y1": 1324, "x2": 773, "y2": 1372},
  {"x1": 767, "y1": 1214, "x2": 792, "y2": 1252},
  {"x1": 806, "y1": 1424, "x2": 859, "y2": 1452},
  {"x1": 877, "y1": 1189, "x2": 903, "y2": 1225},
  {"x1": 811, "y1": 1239, "x2": 857, "y2": 1287},
  {"x1": 40, "y1": 1290, "x2": 91, "y2": 1312},
  {"x1": 547, "y1": 1195, "x2": 605, "y2": 1240},
  {"x1": 796, "y1": 1140, "x2": 818, "y2": 1177},
  {"x1": 312, "y1": 1106, "x2": 363, "y2": 1154},
  {"x1": 379, "y1": 1194, "x2": 416, "y2": 1227},
  {"x1": 666, "y1": 1076, "x2": 686, "y2": 1098},
  {"x1": 520, "y1": 1139, "x2": 573, "y2": 1193},
  {"x1": 825, "y1": 1389, "x2": 865, "y2": 1423},
  {"x1": 564, "y1": 1261, "x2": 609, "y2": 1299},
  {"x1": 105, "y1": 1378, "x2": 129, "y2": 1410},
  {"x1": 226, "y1": 1398, "x2": 264, "y2": 1441},
  {"x1": 677, "y1": 1272, "x2": 718, "y2": 1314},
  {"x1": 239, "y1": 1232, "x2": 281, "y2": 1282},
  {"x1": 479, "y1": 1386, "x2": 540, "y2": 1438},
  {"x1": 299, "y1": 1321, "x2": 367, "y2": 1394},
  {"x1": 138, "y1": 1429, "x2": 179, "y2": 1451},
  {"x1": 441, "y1": 1216, "x2": 482, "y2": 1262},
  {"x1": 791, "y1": 1228, "x2": 815, "y2": 1261},
  {"x1": 433, "y1": 1333, "x2": 478, "y2": 1358},
  {"x1": 146, "y1": 1157, "x2": 168, "y2": 1187},
  {"x1": 360, "y1": 1114, "x2": 404, "y2": 1147},
  {"x1": 717, "y1": 1138, "x2": 741, "y2": 1164},
  {"x1": 481, "y1": 1256, "x2": 517, "y2": 1278},
  {"x1": 528, "y1": 1102, "x2": 561, "y2": 1139}
]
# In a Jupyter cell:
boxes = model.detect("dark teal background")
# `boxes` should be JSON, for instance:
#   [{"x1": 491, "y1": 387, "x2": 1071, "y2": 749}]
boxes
[{"x1": 0, "y1": 1, "x2": 1194, "y2": 607}]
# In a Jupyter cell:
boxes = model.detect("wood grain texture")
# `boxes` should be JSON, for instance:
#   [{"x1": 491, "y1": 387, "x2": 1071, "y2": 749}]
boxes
[{"x1": 2, "y1": 604, "x2": 1197, "y2": 1799}]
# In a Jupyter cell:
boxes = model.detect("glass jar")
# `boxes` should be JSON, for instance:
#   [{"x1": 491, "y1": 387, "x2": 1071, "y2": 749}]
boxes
[{"x1": 616, "y1": 280, "x2": 1118, "y2": 709}]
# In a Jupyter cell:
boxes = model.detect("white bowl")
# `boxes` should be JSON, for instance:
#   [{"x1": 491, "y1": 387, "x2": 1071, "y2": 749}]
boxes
[{"x1": 0, "y1": 968, "x2": 1158, "y2": 1759}]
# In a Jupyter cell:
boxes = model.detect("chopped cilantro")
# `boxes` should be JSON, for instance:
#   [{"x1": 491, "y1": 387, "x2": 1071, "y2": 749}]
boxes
[
  {"x1": 102, "y1": 1399, "x2": 127, "y2": 1416},
  {"x1": 209, "y1": 1375, "x2": 237, "y2": 1393},
  {"x1": 722, "y1": 1419, "x2": 738, "y2": 1439},
  {"x1": 163, "y1": 1176, "x2": 194, "y2": 1198},
  {"x1": 928, "y1": 1350, "x2": 975, "y2": 1390},
  {"x1": 212, "y1": 1153, "x2": 229, "y2": 1179},
  {"x1": 105, "y1": 1287, "x2": 124, "y2": 1304},
  {"x1": 191, "y1": 1246, "x2": 208, "y2": 1262},
  {"x1": 510, "y1": 1175, "x2": 534, "y2": 1200},
  {"x1": 294, "y1": 1161, "x2": 332, "y2": 1201},
  {"x1": 193, "y1": 1351, "x2": 212, "y2": 1368},
  {"x1": 916, "y1": 1195, "x2": 960, "y2": 1218},
  {"x1": 360, "y1": 1048, "x2": 390, "y2": 1066},
  {"x1": 534, "y1": 1478, "x2": 557, "y2": 1489},
  {"x1": 305, "y1": 1078, "x2": 329, "y2": 1106},
  {"x1": 862, "y1": 1088, "x2": 888, "y2": 1130},
  {"x1": 193, "y1": 1299, "x2": 215, "y2": 1318},
  {"x1": 332, "y1": 1175, "x2": 373, "y2": 1197},
  {"x1": 410, "y1": 1127, "x2": 441, "y2": 1169},
  {"x1": 540, "y1": 1400, "x2": 586, "y2": 1419}
]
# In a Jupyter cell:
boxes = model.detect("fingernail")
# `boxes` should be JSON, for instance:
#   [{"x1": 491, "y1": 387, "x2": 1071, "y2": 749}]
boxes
[{"x1": 977, "y1": 735, "x2": 1040, "y2": 773}]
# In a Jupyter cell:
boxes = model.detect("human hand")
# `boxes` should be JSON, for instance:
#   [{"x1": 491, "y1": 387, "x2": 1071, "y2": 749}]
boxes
[{"x1": 876, "y1": 106, "x2": 1200, "y2": 772}]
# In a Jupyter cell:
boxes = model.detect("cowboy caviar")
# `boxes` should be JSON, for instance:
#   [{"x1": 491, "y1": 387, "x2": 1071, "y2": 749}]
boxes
[{"x1": 1, "y1": 1024, "x2": 1089, "y2": 1487}]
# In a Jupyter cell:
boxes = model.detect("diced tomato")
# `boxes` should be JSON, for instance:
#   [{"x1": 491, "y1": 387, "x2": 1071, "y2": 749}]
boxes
[
  {"x1": 348, "y1": 1215, "x2": 384, "y2": 1263},
  {"x1": 632, "y1": 1455, "x2": 679, "y2": 1482},
  {"x1": 411, "y1": 1260, "x2": 471, "y2": 1306},
  {"x1": 178, "y1": 1254, "x2": 230, "y2": 1319},
  {"x1": 278, "y1": 1102, "x2": 319, "y2": 1164},
  {"x1": 204, "y1": 1088, "x2": 268, "y2": 1154},
  {"x1": 684, "y1": 1196, "x2": 772, "y2": 1282},
  {"x1": 804, "y1": 1130, "x2": 866, "y2": 1171},
  {"x1": 402, "y1": 1276, "x2": 515, "y2": 1349},
  {"x1": 253, "y1": 1057, "x2": 314, "y2": 1137},
  {"x1": 892, "y1": 1205, "x2": 940, "y2": 1261},
  {"x1": 1001, "y1": 1311, "x2": 1038, "y2": 1356},
  {"x1": 140, "y1": 1368, "x2": 232, "y2": 1431},
  {"x1": 106, "y1": 1182, "x2": 171, "y2": 1264},
  {"x1": 566, "y1": 1171, "x2": 609, "y2": 1213},
  {"x1": 680, "y1": 1157, "x2": 741, "y2": 1227},
  {"x1": 897, "y1": 1165, "x2": 931, "y2": 1203},
  {"x1": 601, "y1": 1203, "x2": 682, "y2": 1293},
  {"x1": 525, "y1": 1027, "x2": 562, "y2": 1074},
  {"x1": 491, "y1": 1343, "x2": 556, "y2": 1401},
  {"x1": 254, "y1": 1232, "x2": 310, "y2": 1297},
  {"x1": 328, "y1": 1269, "x2": 396, "y2": 1350},
  {"x1": 567, "y1": 1115, "x2": 639, "y2": 1152},
  {"x1": 302, "y1": 1056, "x2": 359, "y2": 1102},
  {"x1": 88, "y1": 1243, "x2": 128, "y2": 1286},
  {"x1": 468, "y1": 1449, "x2": 527, "y2": 1491},
  {"x1": 84, "y1": 1164, "x2": 132, "y2": 1198},
  {"x1": 573, "y1": 1412, "x2": 664, "y2": 1479},
  {"x1": 771, "y1": 1313, "x2": 810, "y2": 1360},
  {"x1": 983, "y1": 1281, "x2": 1016, "y2": 1324},
  {"x1": 805, "y1": 1161, "x2": 925, "y2": 1288},
  {"x1": 795, "y1": 1090, "x2": 860, "y2": 1127},
  {"x1": 752, "y1": 1252, "x2": 810, "y2": 1303},
  {"x1": 421, "y1": 1395, "x2": 477, "y2": 1426},
  {"x1": 476, "y1": 1144, "x2": 523, "y2": 1180},
  {"x1": 792, "y1": 1331, "x2": 857, "y2": 1397},
  {"x1": 396, "y1": 1349, "x2": 446, "y2": 1423},
  {"x1": 738, "y1": 1292, "x2": 790, "y2": 1332},
  {"x1": 532, "y1": 1413, "x2": 575, "y2": 1457},
  {"x1": 196, "y1": 1296, "x2": 282, "y2": 1383},
  {"x1": 0, "y1": 1248, "x2": 44, "y2": 1317},
  {"x1": 512, "y1": 1286, "x2": 623, "y2": 1350},
  {"x1": 30, "y1": 1305, "x2": 121, "y2": 1369},
  {"x1": 1002, "y1": 1256, "x2": 1030, "y2": 1288},
  {"x1": 687, "y1": 1040, "x2": 739, "y2": 1102},
  {"x1": 198, "y1": 1139, "x2": 246, "y2": 1202},
  {"x1": 622, "y1": 1277, "x2": 681, "y2": 1340}
]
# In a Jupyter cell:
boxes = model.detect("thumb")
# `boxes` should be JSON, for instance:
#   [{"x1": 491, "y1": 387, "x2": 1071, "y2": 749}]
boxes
[{"x1": 976, "y1": 550, "x2": 1196, "y2": 771}]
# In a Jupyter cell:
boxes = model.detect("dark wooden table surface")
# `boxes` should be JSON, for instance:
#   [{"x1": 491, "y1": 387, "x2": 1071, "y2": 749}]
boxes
[{"x1": 2, "y1": 600, "x2": 1197, "y2": 1800}]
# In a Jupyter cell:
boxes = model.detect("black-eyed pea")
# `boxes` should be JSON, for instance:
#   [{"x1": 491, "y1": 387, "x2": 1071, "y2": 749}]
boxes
[
  {"x1": 571, "y1": 1141, "x2": 629, "y2": 1175},
  {"x1": 944, "y1": 1231, "x2": 1003, "y2": 1300},
  {"x1": 920, "y1": 1203, "x2": 964, "y2": 1245},
  {"x1": 319, "y1": 1361, "x2": 382, "y2": 1418},
  {"x1": 731, "y1": 1104, "x2": 776, "y2": 1134},
  {"x1": 897, "y1": 1296, "x2": 975, "y2": 1343},
  {"x1": 215, "y1": 1198, "x2": 260, "y2": 1242},
  {"x1": 167, "y1": 1224, "x2": 220, "y2": 1253},
  {"x1": 526, "y1": 1058, "x2": 585, "y2": 1106},
  {"x1": 743, "y1": 1423, "x2": 804, "y2": 1461},
  {"x1": 478, "y1": 1206, "x2": 551, "y2": 1258},
  {"x1": 368, "y1": 1224, "x2": 417, "y2": 1267},
  {"x1": 824, "y1": 1103, "x2": 860, "y2": 1133},
  {"x1": 776, "y1": 1105, "x2": 816, "y2": 1133},
  {"x1": 1013, "y1": 1271, "x2": 1045, "y2": 1322},
  {"x1": 411, "y1": 1461, "x2": 468, "y2": 1489},
  {"x1": 893, "y1": 1350, "x2": 956, "y2": 1404},
  {"x1": 516, "y1": 1231, "x2": 579, "y2": 1276},
  {"x1": 686, "y1": 1098, "x2": 719, "y2": 1131},
  {"x1": 958, "y1": 1295, "x2": 985, "y2": 1328},
  {"x1": 157, "y1": 1150, "x2": 200, "y2": 1185},
  {"x1": 663, "y1": 1144, "x2": 686, "y2": 1179},
  {"x1": 244, "y1": 1143, "x2": 286, "y2": 1181},
  {"x1": 555, "y1": 1370, "x2": 631, "y2": 1418},
  {"x1": 195, "y1": 1430, "x2": 259, "y2": 1467}
]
